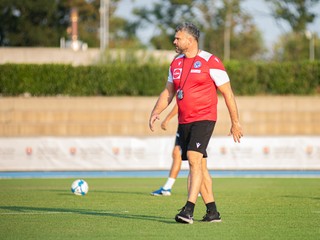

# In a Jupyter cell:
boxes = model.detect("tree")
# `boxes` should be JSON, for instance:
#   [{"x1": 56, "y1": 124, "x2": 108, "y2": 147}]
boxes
[
  {"x1": 132, "y1": 0, "x2": 264, "y2": 60},
  {"x1": 132, "y1": 0, "x2": 198, "y2": 50},
  {"x1": 266, "y1": 0, "x2": 320, "y2": 61},
  {"x1": 199, "y1": 0, "x2": 264, "y2": 60},
  {"x1": 272, "y1": 32, "x2": 319, "y2": 61},
  {"x1": 0, "y1": 0, "x2": 68, "y2": 46},
  {"x1": 266, "y1": 0, "x2": 319, "y2": 32},
  {"x1": 0, "y1": 0, "x2": 142, "y2": 48}
]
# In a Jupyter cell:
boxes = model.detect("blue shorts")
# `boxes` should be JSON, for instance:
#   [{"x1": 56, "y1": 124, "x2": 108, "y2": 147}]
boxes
[{"x1": 176, "y1": 120, "x2": 216, "y2": 161}]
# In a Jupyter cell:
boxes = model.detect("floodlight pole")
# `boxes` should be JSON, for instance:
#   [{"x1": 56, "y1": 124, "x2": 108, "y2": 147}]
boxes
[
  {"x1": 305, "y1": 31, "x2": 315, "y2": 61},
  {"x1": 224, "y1": 6, "x2": 231, "y2": 61},
  {"x1": 100, "y1": 0, "x2": 109, "y2": 53},
  {"x1": 309, "y1": 34, "x2": 315, "y2": 61}
]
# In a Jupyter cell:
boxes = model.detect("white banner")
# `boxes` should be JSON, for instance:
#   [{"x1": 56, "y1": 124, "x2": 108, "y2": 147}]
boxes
[
  {"x1": 206, "y1": 136, "x2": 320, "y2": 170},
  {"x1": 0, "y1": 136, "x2": 319, "y2": 171}
]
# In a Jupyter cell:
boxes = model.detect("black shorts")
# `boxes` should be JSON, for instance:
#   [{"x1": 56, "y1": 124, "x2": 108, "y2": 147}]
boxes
[
  {"x1": 174, "y1": 132, "x2": 180, "y2": 146},
  {"x1": 176, "y1": 120, "x2": 216, "y2": 161}
]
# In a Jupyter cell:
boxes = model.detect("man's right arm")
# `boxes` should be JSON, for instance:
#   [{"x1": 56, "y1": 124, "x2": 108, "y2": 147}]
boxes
[{"x1": 149, "y1": 82, "x2": 175, "y2": 132}]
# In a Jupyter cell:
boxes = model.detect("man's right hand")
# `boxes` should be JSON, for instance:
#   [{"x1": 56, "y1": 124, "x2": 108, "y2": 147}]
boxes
[{"x1": 149, "y1": 114, "x2": 160, "y2": 132}]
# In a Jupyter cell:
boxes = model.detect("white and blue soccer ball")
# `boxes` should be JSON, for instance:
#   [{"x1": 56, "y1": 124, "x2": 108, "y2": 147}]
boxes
[{"x1": 71, "y1": 179, "x2": 89, "y2": 196}]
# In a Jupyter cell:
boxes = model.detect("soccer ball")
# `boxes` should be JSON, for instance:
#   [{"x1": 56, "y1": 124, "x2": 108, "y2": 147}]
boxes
[{"x1": 71, "y1": 179, "x2": 89, "y2": 196}]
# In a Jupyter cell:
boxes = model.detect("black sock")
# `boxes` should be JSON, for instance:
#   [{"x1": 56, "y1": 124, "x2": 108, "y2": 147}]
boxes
[
  {"x1": 206, "y1": 202, "x2": 217, "y2": 212},
  {"x1": 185, "y1": 201, "x2": 195, "y2": 213}
]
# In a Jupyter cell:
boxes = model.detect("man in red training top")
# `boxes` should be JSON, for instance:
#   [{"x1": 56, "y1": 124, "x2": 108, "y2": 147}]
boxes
[{"x1": 149, "y1": 22, "x2": 243, "y2": 224}]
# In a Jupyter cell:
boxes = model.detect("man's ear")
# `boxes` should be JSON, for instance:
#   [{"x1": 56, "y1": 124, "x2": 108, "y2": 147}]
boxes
[{"x1": 187, "y1": 35, "x2": 194, "y2": 45}]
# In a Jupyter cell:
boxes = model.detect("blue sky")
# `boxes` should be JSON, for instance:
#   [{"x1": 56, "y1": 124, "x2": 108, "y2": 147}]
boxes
[{"x1": 115, "y1": 0, "x2": 320, "y2": 48}]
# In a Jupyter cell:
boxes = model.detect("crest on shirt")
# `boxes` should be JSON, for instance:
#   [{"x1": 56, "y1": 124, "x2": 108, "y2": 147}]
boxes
[{"x1": 194, "y1": 61, "x2": 201, "y2": 68}]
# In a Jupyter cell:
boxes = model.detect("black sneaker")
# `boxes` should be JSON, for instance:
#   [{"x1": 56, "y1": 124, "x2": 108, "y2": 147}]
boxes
[
  {"x1": 201, "y1": 210, "x2": 222, "y2": 222},
  {"x1": 175, "y1": 206, "x2": 194, "y2": 224}
]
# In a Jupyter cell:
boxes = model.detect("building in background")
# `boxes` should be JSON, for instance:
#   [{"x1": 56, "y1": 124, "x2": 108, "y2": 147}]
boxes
[{"x1": 60, "y1": 8, "x2": 88, "y2": 51}]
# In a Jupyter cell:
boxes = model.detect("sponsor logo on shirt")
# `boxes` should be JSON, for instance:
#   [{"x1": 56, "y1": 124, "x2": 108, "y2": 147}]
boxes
[
  {"x1": 173, "y1": 68, "x2": 182, "y2": 79},
  {"x1": 191, "y1": 69, "x2": 201, "y2": 73}
]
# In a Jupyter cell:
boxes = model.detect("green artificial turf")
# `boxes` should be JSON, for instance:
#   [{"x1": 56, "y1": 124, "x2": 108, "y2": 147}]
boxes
[{"x1": 0, "y1": 178, "x2": 319, "y2": 240}]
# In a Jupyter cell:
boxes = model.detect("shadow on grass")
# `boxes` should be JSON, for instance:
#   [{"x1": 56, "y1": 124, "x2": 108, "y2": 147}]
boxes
[
  {"x1": 0, "y1": 206, "x2": 176, "y2": 224},
  {"x1": 42, "y1": 189, "x2": 153, "y2": 196},
  {"x1": 282, "y1": 195, "x2": 320, "y2": 200}
]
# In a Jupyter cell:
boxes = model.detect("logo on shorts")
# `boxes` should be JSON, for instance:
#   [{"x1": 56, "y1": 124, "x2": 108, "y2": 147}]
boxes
[{"x1": 196, "y1": 142, "x2": 201, "y2": 148}]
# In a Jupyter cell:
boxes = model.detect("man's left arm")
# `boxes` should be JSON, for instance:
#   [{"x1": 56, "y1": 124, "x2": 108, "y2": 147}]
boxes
[{"x1": 218, "y1": 82, "x2": 243, "y2": 143}]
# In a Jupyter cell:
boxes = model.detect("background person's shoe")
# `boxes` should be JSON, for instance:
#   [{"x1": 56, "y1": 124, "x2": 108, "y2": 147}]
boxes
[{"x1": 150, "y1": 187, "x2": 171, "y2": 196}]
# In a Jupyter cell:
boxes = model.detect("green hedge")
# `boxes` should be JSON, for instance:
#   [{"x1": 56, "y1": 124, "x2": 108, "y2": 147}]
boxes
[
  {"x1": 0, "y1": 61, "x2": 319, "y2": 96},
  {"x1": 226, "y1": 61, "x2": 320, "y2": 95}
]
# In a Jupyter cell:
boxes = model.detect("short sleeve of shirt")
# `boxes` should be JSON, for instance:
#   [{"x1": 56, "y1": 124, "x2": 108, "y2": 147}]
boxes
[
  {"x1": 210, "y1": 69, "x2": 230, "y2": 86},
  {"x1": 205, "y1": 54, "x2": 229, "y2": 86},
  {"x1": 168, "y1": 66, "x2": 173, "y2": 83}
]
